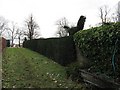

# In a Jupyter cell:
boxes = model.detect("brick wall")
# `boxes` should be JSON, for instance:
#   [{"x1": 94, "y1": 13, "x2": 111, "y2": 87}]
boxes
[{"x1": 0, "y1": 37, "x2": 6, "y2": 52}]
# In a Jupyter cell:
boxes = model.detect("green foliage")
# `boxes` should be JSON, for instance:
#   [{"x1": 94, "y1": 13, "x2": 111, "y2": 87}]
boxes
[
  {"x1": 23, "y1": 36, "x2": 77, "y2": 66},
  {"x1": 74, "y1": 22, "x2": 120, "y2": 78},
  {"x1": 66, "y1": 62, "x2": 84, "y2": 83}
]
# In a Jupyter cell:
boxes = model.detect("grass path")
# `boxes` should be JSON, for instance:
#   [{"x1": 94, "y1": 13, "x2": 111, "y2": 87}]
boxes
[{"x1": 2, "y1": 48, "x2": 85, "y2": 89}]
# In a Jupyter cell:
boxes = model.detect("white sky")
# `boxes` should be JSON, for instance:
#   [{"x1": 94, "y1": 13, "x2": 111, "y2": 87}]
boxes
[{"x1": 0, "y1": 0, "x2": 120, "y2": 38}]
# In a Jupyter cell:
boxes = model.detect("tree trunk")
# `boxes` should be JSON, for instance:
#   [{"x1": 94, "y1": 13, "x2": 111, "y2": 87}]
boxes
[{"x1": 18, "y1": 36, "x2": 20, "y2": 47}]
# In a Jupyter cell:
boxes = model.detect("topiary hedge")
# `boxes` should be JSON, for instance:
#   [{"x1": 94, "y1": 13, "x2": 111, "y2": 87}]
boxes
[{"x1": 74, "y1": 22, "x2": 120, "y2": 79}]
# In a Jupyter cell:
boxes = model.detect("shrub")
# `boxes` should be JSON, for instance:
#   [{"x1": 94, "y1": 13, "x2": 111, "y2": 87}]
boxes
[
  {"x1": 74, "y1": 22, "x2": 120, "y2": 78},
  {"x1": 65, "y1": 62, "x2": 84, "y2": 83}
]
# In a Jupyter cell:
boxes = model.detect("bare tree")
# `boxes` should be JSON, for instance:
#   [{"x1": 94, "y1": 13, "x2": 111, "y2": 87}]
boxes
[
  {"x1": 56, "y1": 17, "x2": 69, "y2": 37},
  {"x1": 98, "y1": 5, "x2": 111, "y2": 25},
  {"x1": 113, "y1": 2, "x2": 120, "y2": 22},
  {"x1": 0, "y1": 16, "x2": 8, "y2": 36},
  {"x1": 98, "y1": 4, "x2": 120, "y2": 23},
  {"x1": 25, "y1": 14, "x2": 40, "y2": 40},
  {"x1": 117, "y1": 1, "x2": 120, "y2": 22},
  {"x1": 16, "y1": 28, "x2": 24, "y2": 47},
  {"x1": 7, "y1": 22, "x2": 19, "y2": 47}
]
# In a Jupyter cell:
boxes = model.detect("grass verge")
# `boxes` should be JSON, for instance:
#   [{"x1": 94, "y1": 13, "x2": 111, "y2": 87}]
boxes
[{"x1": 2, "y1": 48, "x2": 85, "y2": 89}]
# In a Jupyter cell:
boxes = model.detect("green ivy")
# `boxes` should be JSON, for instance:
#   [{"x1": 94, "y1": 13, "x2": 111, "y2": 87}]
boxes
[{"x1": 74, "y1": 22, "x2": 120, "y2": 78}]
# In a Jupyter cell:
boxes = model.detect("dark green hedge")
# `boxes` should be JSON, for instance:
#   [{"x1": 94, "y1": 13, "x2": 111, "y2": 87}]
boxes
[
  {"x1": 23, "y1": 36, "x2": 76, "y2": 66},
  {"x1": 74, "y1": 22, "x2": 120, "y2": 77}
]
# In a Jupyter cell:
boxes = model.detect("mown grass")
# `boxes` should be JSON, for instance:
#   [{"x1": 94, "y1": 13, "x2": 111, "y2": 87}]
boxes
[{"x1": 2, "y1": 48, "x2": 85, "y2": 89}]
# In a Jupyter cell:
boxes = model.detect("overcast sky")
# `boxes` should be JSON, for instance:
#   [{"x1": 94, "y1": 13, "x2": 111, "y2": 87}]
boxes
[{"x1": 0, "y1": 0, "x2": 120, "y2": 38}]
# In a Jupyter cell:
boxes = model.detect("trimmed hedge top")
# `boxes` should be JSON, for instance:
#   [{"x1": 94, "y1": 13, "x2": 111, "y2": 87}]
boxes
[{"x1": 74, "y1": 22, "x2": 120, "y2": 78}]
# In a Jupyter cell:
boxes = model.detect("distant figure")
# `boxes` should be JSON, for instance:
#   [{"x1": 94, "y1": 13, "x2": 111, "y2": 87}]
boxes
[
  {"x1": 64, "y1": 15, "x2": 86, "y2": 36},
  {"x1": 24, "y1": 37, "x2": 27, "y2": 41}
]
